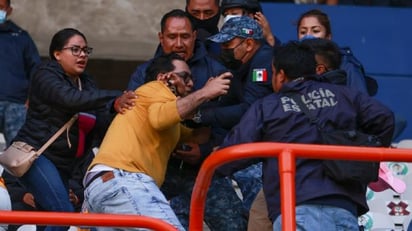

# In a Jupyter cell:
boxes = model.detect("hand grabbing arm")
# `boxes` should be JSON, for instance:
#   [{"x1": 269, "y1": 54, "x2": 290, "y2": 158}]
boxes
[{"x1": 113, "y1": 90, "x2": 138, "y2": 114}]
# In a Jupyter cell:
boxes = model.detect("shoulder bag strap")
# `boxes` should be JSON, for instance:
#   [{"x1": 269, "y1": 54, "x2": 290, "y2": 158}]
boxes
[
  {"x1": 36, "y1": 78, "x2": 82, "y2": 155},
  {"x1": 36, "y1": 114, "x2": 78, "y2": 155},
  {"x1": 287, "y1": 92, "x2": 318, "y2": 125}
]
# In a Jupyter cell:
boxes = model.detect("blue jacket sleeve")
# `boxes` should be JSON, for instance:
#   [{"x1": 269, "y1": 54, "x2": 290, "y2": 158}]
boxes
[
  {"x1": 127, "y1": 61, "x2": 151, "y2": 91},
  {"x1": 216, "y1": 99, "x2": 265, "y2": 176},
  {"x1": 201, "y1": 103, "x2": 248, "y2": 130},
  {"x1": 355, "y1": 91, "x2": 395, "y2": 146},
  {"x1": 199, "y1": 76, "x2": 248, "y2": 129},
  {"x1": 32, "y1": 67, "x2": 121, "y2": 112},
  {"x1": 340, "y1": 47, "x2": 369, "y2": 94}
]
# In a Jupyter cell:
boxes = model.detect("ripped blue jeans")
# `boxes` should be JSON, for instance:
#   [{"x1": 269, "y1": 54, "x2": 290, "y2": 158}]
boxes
[{"x1": 84, "y1": 169, "x2": 185, "y2": 231}]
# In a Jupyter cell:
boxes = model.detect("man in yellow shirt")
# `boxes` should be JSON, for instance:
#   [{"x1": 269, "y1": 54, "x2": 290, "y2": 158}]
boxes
[{"x1": 83, "y1": 53, "x2": 232, "y2": 231}]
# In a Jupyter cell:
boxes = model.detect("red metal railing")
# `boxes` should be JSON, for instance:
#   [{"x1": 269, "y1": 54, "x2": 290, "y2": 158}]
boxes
[
  {"x1": 189, "y1": 142, "x2": 412, "y2": 231},
  {"x1": 0, "y1": 211, "x2": 178, "y2": 230},
  {"x1": 1, "y1": 143, "x2": 411, "y2": 230}
]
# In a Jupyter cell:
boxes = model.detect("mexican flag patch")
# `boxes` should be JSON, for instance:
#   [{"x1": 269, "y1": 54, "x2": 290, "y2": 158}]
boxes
[
  {"x1": 252, "y1": 68, "x2": 267, "y2": 82},
  {"x1": 241, "y1": 28, "x2": 254, "y2": 36}
]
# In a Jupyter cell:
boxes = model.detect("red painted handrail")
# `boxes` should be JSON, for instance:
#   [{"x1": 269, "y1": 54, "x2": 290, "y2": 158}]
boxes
[
  {"x1": 0, "y1": 211, "x2": 178, "y2": 231},
  {"x1": 189, "y1": 142, "x2": 412, "y2": 231}
]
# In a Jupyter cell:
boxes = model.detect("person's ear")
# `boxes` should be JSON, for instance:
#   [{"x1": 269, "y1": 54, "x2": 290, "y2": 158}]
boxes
[
  {"x1": 54, "y1": 51, "x2": 61, "y2": 61},
  {"x1": 6, "y1": 6, "x2": 13, "y2": 16},
  {"x1": 272, "y1": 68, "x2": 287, "y2": 92},
  {"x1": 316, "y1": 64, "x2": 327, "y2": 75},
  {"x1": 245, "y1": 38, "x2": 254, "y2": 52},
  {"x1": 278, "y1": 69, "x2": 287, "y2": 83},
  {"x1": 158, "y1": 32, "x2": 164, "y2": 46},
  {"x1": 326, "y1": 34, "x2": 332, "y2": 40},
  {"x1": 192, "y1": 30, "x2": 197, "y2": 40}
]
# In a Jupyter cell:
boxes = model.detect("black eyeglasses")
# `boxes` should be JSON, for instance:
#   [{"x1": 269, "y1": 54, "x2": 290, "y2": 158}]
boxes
[
  {"x1": 62, "y1": 46, "x2": 93, "y2": 56},
  {"x1": 174, "y1": 71, "x2": 193, "y2": 84}
]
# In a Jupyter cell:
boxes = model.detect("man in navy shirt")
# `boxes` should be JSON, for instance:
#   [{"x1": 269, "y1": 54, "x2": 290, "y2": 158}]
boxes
[{"x1": 0, "y1": 0, "x2": 40, "y2": 146}]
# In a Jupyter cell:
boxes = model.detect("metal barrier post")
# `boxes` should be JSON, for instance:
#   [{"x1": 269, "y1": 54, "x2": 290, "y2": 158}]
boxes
[
  {"x1": 189, "y1": 142, "x2": 412, "y2": 231},
  {"x1": 279, "y1": 149, "x2": 296, "y2": 231}
]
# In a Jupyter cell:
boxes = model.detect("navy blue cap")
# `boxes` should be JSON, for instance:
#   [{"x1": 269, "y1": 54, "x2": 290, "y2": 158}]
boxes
[{"x1": 208, "y1": 16, "x2": 263, "y2": 43}]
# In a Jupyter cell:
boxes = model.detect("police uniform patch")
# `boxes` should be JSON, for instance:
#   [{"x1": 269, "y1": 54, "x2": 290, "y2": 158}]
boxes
[{"x1": 252, "y1": 68, "x2": 267, "y2": 82}]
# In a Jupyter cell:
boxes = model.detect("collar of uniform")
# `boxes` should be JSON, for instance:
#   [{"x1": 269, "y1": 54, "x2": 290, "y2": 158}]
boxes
[{"x1": 0, "y1": 20, "x2": 20, "y2": 33}]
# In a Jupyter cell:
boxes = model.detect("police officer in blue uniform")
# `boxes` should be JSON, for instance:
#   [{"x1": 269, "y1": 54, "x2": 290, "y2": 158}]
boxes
[
  {"x1": 217, "y1": 41, "x2": 394, "y2": 231},
  {"x1": 203, "y1": 16, "x2": 275, "y2": 212}
]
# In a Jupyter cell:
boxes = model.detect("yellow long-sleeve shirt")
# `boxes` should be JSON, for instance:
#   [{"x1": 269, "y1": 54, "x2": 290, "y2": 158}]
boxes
[{"x1": 89, "y1": 81, "x2": 193, "y2": 186}]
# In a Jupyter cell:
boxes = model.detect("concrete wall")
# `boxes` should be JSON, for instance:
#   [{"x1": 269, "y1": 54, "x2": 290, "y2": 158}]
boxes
[{"x1": 10, "y1": 0, "x2": 185, "y2": 60}]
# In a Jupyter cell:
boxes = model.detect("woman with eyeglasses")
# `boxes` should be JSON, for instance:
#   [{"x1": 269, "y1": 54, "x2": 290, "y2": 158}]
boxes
[{"x1": 9, "y1": 28, "x2": 136, "y2": 231}]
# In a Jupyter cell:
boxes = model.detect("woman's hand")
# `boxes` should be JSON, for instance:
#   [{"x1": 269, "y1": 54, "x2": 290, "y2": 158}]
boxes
[{"x1": 114, "y1": 91, "x2": 138, "y2": 114}]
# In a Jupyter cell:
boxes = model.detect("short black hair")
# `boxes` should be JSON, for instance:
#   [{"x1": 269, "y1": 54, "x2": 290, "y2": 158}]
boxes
[
  {"x1": 145, "y1": 53, "x2": 185, "y2": 83},
  {"x1": 272, "y1": 41, "x2": 317, "y2": 80},
  {"x1": 160, "y1": 9, "x2": 195, "y2": 33},
  {"x1": 301, "y1": 38, "x2": 341, "y2": 71}
]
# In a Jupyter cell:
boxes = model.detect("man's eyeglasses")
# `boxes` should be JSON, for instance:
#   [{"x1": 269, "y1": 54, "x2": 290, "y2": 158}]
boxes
[
  {"x1": 174, "y1": 71, "x2": 192, "y2": 84},
  {"x1": 62, "y1": 46, "x2": 93, "y2": 56}
]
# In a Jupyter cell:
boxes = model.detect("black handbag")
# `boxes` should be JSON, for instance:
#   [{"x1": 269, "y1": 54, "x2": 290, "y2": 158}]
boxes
[
  {"x1": 288, "y1": 92, "x2": 381, "y2": 184},
  {"x1": 320, "y1": 129, "x2": 381, "y2": 183}
]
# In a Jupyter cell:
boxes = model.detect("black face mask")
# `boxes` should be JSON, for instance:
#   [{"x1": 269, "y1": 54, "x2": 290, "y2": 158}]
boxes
[
  {"x1": 186, "y1": 8, "x2": 220, "y2": 36},
  {"x1": 220, "y1": 48, "x2": 243, "y2": 70}
]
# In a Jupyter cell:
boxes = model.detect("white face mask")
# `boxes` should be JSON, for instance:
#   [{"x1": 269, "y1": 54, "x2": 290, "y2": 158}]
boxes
[
  {"x1": 0, "y1": 10, "x2": 7, "y2": 24},
  {"x1": 223, "y1": 14, "x2": 241, "y2": 24}
]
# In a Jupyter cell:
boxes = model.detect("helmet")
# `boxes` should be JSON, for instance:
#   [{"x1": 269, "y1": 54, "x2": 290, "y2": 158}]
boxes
[{"x1": 220, "y1": 0, "x2": 263, "y2": 15}]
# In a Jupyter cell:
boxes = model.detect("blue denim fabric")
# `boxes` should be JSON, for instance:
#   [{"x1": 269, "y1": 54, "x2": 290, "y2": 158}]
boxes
[
  {"x1": 161, "y1": 163, "x2": 247, "y2": 231},
  {"x1": 232, "y1": 162, "x2": 262, "y2": 211},
  {"x1": 84, "y1": 169, "x2": 185, "y2": 231},
  {"x1": 0, "y1": 183, "x2": 11, "y2": 231},
  {"x1": 20, "y1": 155, "x2": 74, "y2": 231},
  {"x1": 272, "y1": 204, "x2": 359, "y2": 231},
  {"x1": 0, "y1": 101, "x2": 26, "y2": 146}
]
